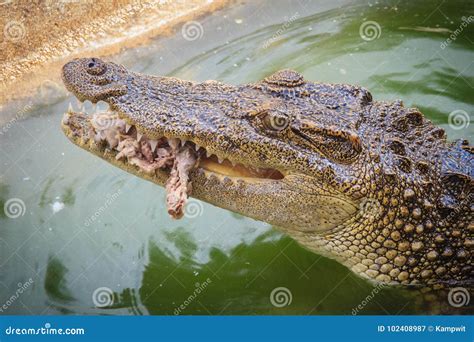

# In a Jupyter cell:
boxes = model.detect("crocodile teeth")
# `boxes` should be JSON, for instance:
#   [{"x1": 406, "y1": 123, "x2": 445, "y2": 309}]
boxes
[
  {"x1": 62, "y1": 113, "x2": 70, "y2": 125},
  {"x1": 125, "y1": 124, "x2": 132, "y2": 133},
  {"x1": 67, "y1": 102, "x2": 74, "y2": 113},
  {"x1": 206, "y1": 150, "x2": 212, "y2": 158},
  {"x1": 137, "y1": 133, "x2": 143, "y2": 142},
  {"x1": 149, "y1": 139, "x2": 159, "y2": 151},
  {"x1": 217, "y1": 156, "x2": 224, "y2": 164},
  {"x1": 168, "y1": 138, "x2": 179, "y2": 150},
  {"x1": 195, "y1": 144, "x2": 200, "y2": 151}
]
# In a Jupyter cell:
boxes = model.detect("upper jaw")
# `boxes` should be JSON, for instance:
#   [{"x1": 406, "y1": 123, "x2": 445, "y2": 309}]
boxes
[{"x1": 62, "y1": 59, "x2": 319, "y2": 179}]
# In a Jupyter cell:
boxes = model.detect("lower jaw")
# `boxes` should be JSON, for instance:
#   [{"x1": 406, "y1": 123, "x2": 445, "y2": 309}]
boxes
[
  {"x1": 77, "y1": 141, "x2": 269, "y2": 186},
  {"x1": 62, "y1": 122, "x2": 285, "y2": 216}
]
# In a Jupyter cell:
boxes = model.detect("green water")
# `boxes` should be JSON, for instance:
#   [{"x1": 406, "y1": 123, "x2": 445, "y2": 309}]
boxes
[{"x1": 0, "y1": 0, "x2": 472, "y2": 315}]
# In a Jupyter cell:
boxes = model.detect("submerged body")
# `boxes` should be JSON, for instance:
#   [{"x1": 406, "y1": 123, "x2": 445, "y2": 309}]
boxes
[{"x1": 61, "y1": 58, "x2": 473, "y2": 288}]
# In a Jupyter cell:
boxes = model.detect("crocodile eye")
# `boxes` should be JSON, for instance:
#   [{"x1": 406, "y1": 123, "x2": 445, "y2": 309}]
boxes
[
  {"x1": 261, "y1": 111, "x2": 290, "y2": 132},
  {"x1": 86, "y1": 58, "x2": 107, "y2": 76},
  {"x1": 295, "y1": 120, "x2": 362, "y2": 163}
]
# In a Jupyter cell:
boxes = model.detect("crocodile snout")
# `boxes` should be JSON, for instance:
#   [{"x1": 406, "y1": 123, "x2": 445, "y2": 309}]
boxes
[{"x1": 62, "y1": 58, "x2": 128, "y2": 102}]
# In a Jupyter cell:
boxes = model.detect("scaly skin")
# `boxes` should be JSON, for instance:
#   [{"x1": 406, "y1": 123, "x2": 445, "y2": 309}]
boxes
[{"x1": 61, "y1": 58, "x2": 473, "y2": 288}]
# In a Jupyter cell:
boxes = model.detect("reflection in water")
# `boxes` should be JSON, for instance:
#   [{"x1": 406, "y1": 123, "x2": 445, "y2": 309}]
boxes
[
  {"x1": 0, "y1": 0, "x2": 472, "y2": 315},
  {"x1": 139, "y1": 232, "x2": 417, "y2": 315},
  {"x1": 44, "y1": 256, "x2": 75, "y2": 303}
]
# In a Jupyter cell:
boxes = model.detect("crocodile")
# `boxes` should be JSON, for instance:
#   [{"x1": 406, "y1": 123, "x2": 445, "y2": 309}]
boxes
[{"x1": 61, "y1": 57, "x2": 473, "y2": 288}]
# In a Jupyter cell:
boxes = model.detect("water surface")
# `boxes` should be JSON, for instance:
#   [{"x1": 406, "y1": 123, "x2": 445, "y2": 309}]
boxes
[{"x1": 0, "y1": 0, "x2": 473, "y2": 315}]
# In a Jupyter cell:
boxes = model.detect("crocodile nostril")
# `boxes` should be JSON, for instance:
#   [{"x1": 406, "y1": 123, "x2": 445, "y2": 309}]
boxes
[{"x1": 86, "y1": 58, "x2": 106, "y2": 76}]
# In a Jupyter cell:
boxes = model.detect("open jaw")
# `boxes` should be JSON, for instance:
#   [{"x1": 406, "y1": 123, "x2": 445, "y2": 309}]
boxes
[{"x1": 61, "y1": 103, "x2": 285, "y2": 219}]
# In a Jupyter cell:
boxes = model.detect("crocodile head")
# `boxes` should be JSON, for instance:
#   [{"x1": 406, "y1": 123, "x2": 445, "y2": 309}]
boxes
[{"x1": 62, "y1": 58, "x2": 473, "y2": 287}]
